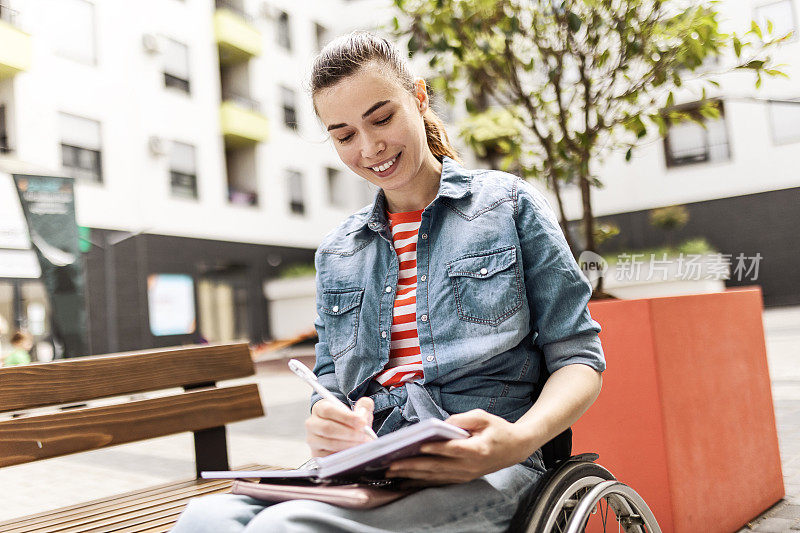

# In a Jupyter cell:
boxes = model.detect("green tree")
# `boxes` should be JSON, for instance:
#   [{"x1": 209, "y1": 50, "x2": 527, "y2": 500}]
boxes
[{"x1": 392, "y1": 0, "x2": 790, "y2": 295}]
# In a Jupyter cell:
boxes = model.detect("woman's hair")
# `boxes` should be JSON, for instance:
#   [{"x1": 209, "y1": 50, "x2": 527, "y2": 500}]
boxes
[{"x1": 310, "y1": 30, "x2": 462, "y2": 165}]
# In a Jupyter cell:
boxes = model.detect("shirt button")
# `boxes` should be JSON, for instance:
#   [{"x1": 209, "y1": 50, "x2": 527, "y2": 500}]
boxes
[
  {"x1": 480, "y1": 267, "x2": 488, "y2": 275},
  {"x1": 420, "y1": 314, "x2": 428, "y2": 322},
  {"x1": 421, "y1": 233, "x2": 428, "y2": 239},
  {"x1": 420, "y1": 275, "x2": 427, "y2": 282},
  {"x1": 381, "y1": 331, "x2": 387, "y2": 338},
  {"x1": 426, "y1": 355, "x2": 434, "y2": 362},
  {"x1": 332, "y1": 305, "x2": 339, "y2": 312},
  {"x1": 385, "y1": 286, "x2": 392, "y2": 293}
]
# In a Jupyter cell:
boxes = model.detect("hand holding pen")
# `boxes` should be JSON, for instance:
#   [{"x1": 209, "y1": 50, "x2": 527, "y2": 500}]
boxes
[{"x1": 289, "y1": 359, "x2": 379, "y2": 446}]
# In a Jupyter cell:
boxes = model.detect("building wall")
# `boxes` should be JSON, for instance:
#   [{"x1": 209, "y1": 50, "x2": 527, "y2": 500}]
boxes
[
  {"x1": 5, "y1": 0, "x2": 378, "y2": 248},
  {"x1": 583, "y1": 187, "x2": 800, "y2": 307},
  {"x1": 83, "y1": 228, "x2": 315, "y2": 355}
]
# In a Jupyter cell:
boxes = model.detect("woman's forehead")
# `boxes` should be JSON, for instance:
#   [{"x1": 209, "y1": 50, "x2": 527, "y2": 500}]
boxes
[{"x1": 315, "y1": 67, "x2": 409, "y2": 120}]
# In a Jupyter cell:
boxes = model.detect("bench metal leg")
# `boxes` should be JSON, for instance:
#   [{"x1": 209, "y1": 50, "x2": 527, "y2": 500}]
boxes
[{"x1": 193, "y1": 426, "x2": 230, "y2": 478}]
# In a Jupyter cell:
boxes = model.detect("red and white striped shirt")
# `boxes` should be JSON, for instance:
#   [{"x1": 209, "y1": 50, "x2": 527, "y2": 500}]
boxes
[{"x1": 374, "y1": 208, "x2": 425, "y2": 388}]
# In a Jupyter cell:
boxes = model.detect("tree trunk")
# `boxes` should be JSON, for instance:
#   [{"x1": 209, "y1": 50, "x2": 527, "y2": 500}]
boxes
[
  {"x1": 549, "y1": 173, "x2": 577, "y2": 258},
  {"x1": 578, "y1": 161, "x2": 603, "y2": 294}
]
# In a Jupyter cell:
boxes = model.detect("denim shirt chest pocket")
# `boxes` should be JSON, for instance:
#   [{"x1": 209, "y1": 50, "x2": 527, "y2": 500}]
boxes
[
  {"x1": 446, "y1": 245, "x2": 524, "y2": 326},
  {"x1": 320, "y1": 287, "x2": 364, "y2": 359}
]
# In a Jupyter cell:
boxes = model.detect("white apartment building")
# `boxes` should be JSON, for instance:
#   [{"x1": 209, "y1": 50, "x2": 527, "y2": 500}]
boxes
[
  {"x1": 549, "y1": 0, "x2": 800, "y2": 306},
  {"x1": 0, "y1": 0, "x2": 406, "y2": 355}
]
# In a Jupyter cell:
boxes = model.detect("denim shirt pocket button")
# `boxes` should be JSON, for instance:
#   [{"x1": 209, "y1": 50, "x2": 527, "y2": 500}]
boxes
[
  {"x1": 447, "y1": 245, "x2": 523, "y2": 326},
  {"x1": 321, "y1": 287, "x2": 364, "y2": 359}
]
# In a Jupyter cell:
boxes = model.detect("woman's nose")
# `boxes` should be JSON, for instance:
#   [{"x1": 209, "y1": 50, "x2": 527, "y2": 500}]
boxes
[{"x1": 360, "y1": 133, "x2": 385, "y2": 159}]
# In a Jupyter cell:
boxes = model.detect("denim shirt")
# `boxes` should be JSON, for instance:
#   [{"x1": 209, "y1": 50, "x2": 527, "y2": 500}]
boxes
[{"x1": 310, "y1": 156, "x2": 605, "y2": 460}]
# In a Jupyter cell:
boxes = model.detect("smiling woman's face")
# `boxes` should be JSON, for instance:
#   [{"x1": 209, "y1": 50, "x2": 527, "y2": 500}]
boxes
[{"x1": 313, "y1": 61, "x2": 441, "y2": 208}]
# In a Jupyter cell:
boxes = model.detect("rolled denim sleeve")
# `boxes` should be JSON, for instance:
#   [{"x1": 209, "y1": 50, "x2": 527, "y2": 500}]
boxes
[
  {"x1": 514, "y1": 179, "x2": 606, "y2": 374},
  {"x1": 309, "y1": 252, "x2": 348, "y2": 413}
]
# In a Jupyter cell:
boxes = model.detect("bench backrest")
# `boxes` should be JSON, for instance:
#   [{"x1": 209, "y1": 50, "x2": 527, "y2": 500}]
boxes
[{"x1": 0, "y1": 343, "x2": 264, "y2": 475}]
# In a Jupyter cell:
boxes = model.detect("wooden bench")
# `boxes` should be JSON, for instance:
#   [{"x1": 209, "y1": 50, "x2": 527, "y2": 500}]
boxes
[{"x1": 0, "y1": 342, "x2": 270, "y2": 532}]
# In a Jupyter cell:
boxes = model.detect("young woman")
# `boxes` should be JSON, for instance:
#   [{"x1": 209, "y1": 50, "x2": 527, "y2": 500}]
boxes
[{"x1": 171, "y1": 30, "x2": 605, "y2": 533}]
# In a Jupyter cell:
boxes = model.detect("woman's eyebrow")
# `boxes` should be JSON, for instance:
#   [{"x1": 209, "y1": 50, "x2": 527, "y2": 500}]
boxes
[{"x1": 327, "y1": 100, "x2": 391, "y2": 131}]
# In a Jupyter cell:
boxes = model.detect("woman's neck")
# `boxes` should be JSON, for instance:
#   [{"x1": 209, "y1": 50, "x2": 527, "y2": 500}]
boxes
[{"x1": 384, "y1": 152, "x2": 443, "y2": 213}]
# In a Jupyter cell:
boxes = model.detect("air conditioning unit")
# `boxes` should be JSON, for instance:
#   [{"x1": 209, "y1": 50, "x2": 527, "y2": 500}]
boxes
[
  {"x1": 142, "y1": 33, "x2": 161, "y2": 54},
  {"x1": 148, "y1": 136, "x2": 168, "y2": 156}
]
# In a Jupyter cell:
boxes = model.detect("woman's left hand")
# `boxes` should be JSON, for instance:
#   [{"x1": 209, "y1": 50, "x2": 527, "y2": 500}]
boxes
[{"x1": 385, "y1": 409, "x2": 535, "y2": 484}]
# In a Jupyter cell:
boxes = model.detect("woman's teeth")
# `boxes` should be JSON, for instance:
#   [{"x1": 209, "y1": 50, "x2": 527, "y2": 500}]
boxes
[{"x1": 371, "y1": 154, "x2": 398, "y2": 172}]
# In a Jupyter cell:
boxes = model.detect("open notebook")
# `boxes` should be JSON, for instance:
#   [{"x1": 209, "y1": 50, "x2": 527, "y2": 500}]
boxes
[{"x1": 202, "y1": 419, "x2": 470, "y2": 482}]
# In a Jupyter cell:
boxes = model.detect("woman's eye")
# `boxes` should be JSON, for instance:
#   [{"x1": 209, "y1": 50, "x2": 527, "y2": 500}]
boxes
[
  {"x1": 337, "y1": 134, "x2": 353, "y2": 144},
  {"x1": 376, "y1": 114, "x2": 393, "y2": 125}
]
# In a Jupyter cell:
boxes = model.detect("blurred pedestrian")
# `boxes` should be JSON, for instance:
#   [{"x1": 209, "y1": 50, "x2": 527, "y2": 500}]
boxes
[{"x1": 3, "y1": 330, "x2": 33, "y2": 367}]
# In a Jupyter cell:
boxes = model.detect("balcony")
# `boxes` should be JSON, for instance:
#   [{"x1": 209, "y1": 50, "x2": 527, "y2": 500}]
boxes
[
  {"x1": 0, "y1": 6, "x2": 31, "y2": 80},
  {"x1": 213, "y1": 0, "x2": 261, "y2": 65},
  {"x1": 220, "y1": 93, "x2": 268, "y2": 147}
]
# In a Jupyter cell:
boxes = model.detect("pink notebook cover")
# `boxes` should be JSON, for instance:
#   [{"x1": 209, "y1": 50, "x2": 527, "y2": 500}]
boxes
[{"x1": 231, "y1": 480, "x2": 415, "y2": 509}]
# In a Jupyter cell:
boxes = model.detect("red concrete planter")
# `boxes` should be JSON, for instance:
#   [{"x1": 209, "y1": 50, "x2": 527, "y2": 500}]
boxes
[{"x1": 576, "y1": 287, "x2": 784, "y2": 533}]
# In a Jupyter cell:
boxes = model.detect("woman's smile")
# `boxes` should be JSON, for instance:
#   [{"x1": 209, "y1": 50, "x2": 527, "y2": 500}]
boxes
[{"x1": 368, "y1": 151, "x2": 402, "y2": 178}]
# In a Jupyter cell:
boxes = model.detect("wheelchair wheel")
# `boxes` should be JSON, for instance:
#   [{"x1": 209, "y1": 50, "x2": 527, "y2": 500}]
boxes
[
  {"x1": 564, "y1": 480, "x2": 661, "y2": 533},
  {"x1": 524, "y1": 461, "x2": 615, "y2": 533}
]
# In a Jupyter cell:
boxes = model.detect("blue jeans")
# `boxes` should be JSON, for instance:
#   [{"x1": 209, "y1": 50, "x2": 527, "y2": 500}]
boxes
[{"x1": 170, "y1": 463, "x2": 543, "y2": 533}]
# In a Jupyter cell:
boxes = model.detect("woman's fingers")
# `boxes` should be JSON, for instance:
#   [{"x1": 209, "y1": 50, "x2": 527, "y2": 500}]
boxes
[
  {"x1": 306, "y1": 415, "x2": 370, "y2": 442},
  {"x1": 313, "y1": 399, "x2": 369, "y2": 430},
  {"x1": 353, "y1": 397, "x2": 374, "y2": 427},
  {"x1": 305, "y1": 399, "x2": 375, "y2": 456}
]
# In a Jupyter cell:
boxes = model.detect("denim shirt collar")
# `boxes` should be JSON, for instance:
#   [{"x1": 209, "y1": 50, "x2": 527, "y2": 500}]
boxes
[{"x1": 355, "y1": 156, "x2": 473, "y2": 235}]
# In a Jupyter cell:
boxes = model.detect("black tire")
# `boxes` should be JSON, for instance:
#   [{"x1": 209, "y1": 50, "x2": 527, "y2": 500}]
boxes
[{"x1": 523, "y1": 461, "x2": 615, "y2": 533}]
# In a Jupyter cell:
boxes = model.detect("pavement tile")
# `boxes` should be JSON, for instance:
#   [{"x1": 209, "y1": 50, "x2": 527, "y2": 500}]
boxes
[{"x1": 748, "y1": 517, "x2": 796, "y2": 532}]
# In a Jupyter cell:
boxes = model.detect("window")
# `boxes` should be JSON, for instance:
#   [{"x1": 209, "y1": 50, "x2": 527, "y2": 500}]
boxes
[
  {"x1": 276, "y1": 11, "x2": 292, "y2": 51},
  {"x1": 281, "y1": 86, "x2": 298, "y2": 130},
  {"x1": 755, "y1": 1, "x2": 798, "y2": 42},
  {"x1": 163, "y1": 38, "x2": 191, "y2": 94},
  {"x1": 287, "y1": 170, "x2": 305, "y2": 215},
  {"x1": 59, "y1": 113, "x2": 103, "y2": 183},
  {"x1": 327, "y1": 167, "x2": 373, "y2": 210},
  {"x1": 0, "y1": 105, "x2": 9, "y2": 153},
  {"x1": 49, "y1": 0, "x2": 96, "y2": 64},
  {"x1": 768, "y1": 99, "x2": 800, "y2": 144},
  {"x1": 327, "y1": 167, "x2": 347, "y2": 208},
  {"x1": 663, "y1": 101, "x2": 730, "y2": 168},
  {"x1": 315, "y1": 23, "x2": 331, "y2": 52},
  {"x1": 170, "y1": 141, "x2": 198, "y2": 199}
]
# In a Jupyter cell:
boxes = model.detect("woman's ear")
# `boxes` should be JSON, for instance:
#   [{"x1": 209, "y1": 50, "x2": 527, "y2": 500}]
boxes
[{"x1": 414, "y1": 78, "x2": 429, "y2": 114}]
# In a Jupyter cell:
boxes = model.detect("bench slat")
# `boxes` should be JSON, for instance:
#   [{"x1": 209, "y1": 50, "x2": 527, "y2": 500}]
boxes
[
  {"x1": 36, "y1": 485, "x2": 230, "y2": 533},
  {"x1": 0, "y1": 481, "x2": 232, "y2": 533},
  {"x1": 0, "y1": 464, "x2": 269, "y2": 531},
  {"x1": 0, "y1": 384, "x2": 264, "y2": 467},
  {"x1": 0, "y1": 343, "x2": 254, "y2": 412}
]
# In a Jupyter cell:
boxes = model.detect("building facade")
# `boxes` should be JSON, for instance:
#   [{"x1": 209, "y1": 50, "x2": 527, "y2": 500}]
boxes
[{"x1": 0, "y1": 0, "x2": 398, "y2": 356}]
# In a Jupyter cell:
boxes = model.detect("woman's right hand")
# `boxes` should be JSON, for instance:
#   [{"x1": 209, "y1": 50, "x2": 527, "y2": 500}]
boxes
[{"x1": 305, "y1": 397, "x2": 375, "y2": 457}]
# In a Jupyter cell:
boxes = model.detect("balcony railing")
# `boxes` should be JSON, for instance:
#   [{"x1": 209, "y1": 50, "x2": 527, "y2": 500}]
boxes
[{"x1": 222, "y1": 91, "x2": 261, "y2": 113}]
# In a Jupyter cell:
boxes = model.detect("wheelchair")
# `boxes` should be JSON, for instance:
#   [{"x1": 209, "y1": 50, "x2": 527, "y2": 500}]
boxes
[
  {"x1": 507, "y1": 363, "x2": 661, "y2": 533},
  {"x1": 507, "y1": 427, "x2": 661, "y2": 533}
]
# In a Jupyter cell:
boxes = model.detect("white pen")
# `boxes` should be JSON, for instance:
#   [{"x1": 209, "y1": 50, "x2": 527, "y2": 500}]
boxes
[{"x1": 288, "y1": 358, "x2": 378, "y2": 439}]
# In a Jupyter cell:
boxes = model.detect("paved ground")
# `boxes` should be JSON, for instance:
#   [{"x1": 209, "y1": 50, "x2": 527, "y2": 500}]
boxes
[
  {"x1": 0, "y1": 307, "x2": 798, "y2": 531},
  {"x1": 738, "y1": 306, "x2": 800, "y2": 532}
]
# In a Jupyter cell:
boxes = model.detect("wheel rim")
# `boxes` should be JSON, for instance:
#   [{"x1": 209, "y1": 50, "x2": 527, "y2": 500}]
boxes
[
  {"x1": 564, "y1": 481, "x2": 663, "y2": 533},
  {"x1": 542, "y1": 475, "x2": 608, "y2": 533}
]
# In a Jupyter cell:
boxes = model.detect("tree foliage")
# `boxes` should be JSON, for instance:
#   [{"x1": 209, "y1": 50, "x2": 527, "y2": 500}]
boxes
[{"x1": 392, "y1": 0, "x2": 790, "y2": 293}]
